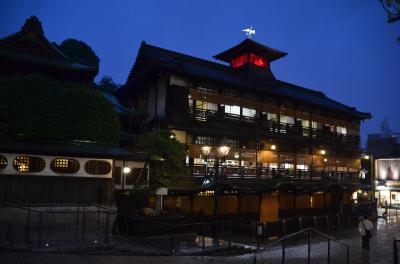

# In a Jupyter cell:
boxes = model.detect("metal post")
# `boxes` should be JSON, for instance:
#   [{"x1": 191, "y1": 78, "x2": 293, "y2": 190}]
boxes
[
  {"x1": 346, "y1": 245, "x2": 349, "y2": 264},
  {"x1": 170, "y1": 223, "x2": 175, "y2": 255},
  {"x1": 307, "y1": 230, "x2": 311, "y2": 264},
  {"x1": 76, "y1": 205, "x2": 80, "y2": 229},
  {"x1": 313, "y1": 216, "x2": 317, "y2": 229},
  {"x1": 105, "y1": 210, "x2": 109, "y2": 244},
  {"x1": 97, "y1": 205, "x2": 100, "y2": 231},
  {"x1": 337, "y1": 213, "x2": 340, "y2": 230},
  {"x1": 202, "y1": 233, "x2": 205, "y2": 250},
  {"x1": 282, "y1": 219, "x2": 286, "y2": 237},
  {"x1": 325, "y1": 215, "x2": 330, "y2": 232},
  {"x1": 327, "y1": 238, "x2": 331, "y2": 264},
  {"x1": 25, "y1": 206, "x2": 31, "y2": 243},
  {"x1": 38, "y1": 212, "x2": 42, "y2": 248},
  {"x1": 299, "y1": 217, "x2": 303, "y2": 231},
  {"x1": 282, "y1": 240, "x2": 285, "y2": 264},
  {"x1": 394, "y1": 238, "x2": 398, "y2": 264},
  {"x1": 82, "y1": 204, "x2": 86, "y2": 233},
  {"x1": 213, "y1": 157, "x2": 220, "y2": 240}
]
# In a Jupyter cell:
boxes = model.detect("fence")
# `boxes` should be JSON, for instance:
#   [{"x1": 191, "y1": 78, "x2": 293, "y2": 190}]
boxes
[
  {"x1": 115, "y1": 213, "x2": 256, "y2": 255},
  {"x1": 0, "y1": 204, "x2": 116, "y2": 249},
  {"x1": 258, "y1": 227, "x2": 349, "y2": 264}
]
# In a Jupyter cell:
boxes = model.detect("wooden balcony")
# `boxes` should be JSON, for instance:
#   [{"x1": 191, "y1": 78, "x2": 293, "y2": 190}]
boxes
[
  {"x1": 187, "y1": 164, "x2": 360, "y2": 183},
  {"x1": 187, "y1": 108, "x2": 360, "y2": 147}
]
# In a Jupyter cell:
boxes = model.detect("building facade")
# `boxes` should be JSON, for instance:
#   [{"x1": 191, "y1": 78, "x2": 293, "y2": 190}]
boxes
[{"x1": 117, "y1": 39, "x2": 371, "y2": 221}]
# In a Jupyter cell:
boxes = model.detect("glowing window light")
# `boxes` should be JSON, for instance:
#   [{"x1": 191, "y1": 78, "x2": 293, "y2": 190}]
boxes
[
  {"x1": 249, "y1": 53, "x2": 268, "y2": 68},
  {"x1": 231, "y1": 54, "x2": 248, "y2": 68}
]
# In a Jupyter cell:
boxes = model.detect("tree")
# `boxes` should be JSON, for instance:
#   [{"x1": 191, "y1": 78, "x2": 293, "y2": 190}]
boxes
[
  {"x1": 133, "y1": 129, "x2": 186, "y2": 190},
  {"x1": 379, "y1": 0, "x2": 400, "y2": 42},
  {"x1": 0, "y1": 75, "x2": 120, "y2": 144},
  {"x1": 97, "y1": 75, "x2": 120, "y2": 93},
  {"x1": 56, "y1": 39, "x2": 100, "y2": 69},
  {"x1": 380, "y1": 0, "x2": 400, "y2": 23}
]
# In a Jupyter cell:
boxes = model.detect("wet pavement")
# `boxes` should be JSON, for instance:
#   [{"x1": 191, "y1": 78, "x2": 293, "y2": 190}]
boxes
[
  {"x1": 257, "y1": 209, "x2": 400, "y2": 264},
  {"x1": 1, "y1": 208, "x2": 400, "y2": 263}
]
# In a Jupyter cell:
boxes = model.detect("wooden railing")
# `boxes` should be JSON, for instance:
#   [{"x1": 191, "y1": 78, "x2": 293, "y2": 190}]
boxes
[
  {"x1": 188, "y1": 108, "x2": 360, "y2": 146},
  {"x1": 187, "y1": 164, "x2": 360, "y2": 181}
]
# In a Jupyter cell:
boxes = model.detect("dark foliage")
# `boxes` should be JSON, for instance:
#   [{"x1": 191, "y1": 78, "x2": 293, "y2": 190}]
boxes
[
  {"x1": 0, "y1": 75, "x2": 120, "y2": 144},
  {"x1": 97, "y1": 75, "x2": 120, "y2": 92},
  {"x1": 134, "y1": 129, "x2": 186, "y2": 189},
  {"x1": 57, "y1": 39, "x2": 100, "y2": 68}
]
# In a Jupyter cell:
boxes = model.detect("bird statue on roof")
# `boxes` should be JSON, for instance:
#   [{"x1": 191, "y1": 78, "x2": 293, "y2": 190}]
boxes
[{"x1": 242, "y1": 26, "x2": 256, "y2": 39}]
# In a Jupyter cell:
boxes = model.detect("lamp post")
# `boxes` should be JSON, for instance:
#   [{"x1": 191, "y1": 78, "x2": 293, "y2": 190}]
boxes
[
  {"x1": 214, "y1": 145, "x2": 230, "y2": 221},
  {"x1": 201, "y1": 145, "x2": 230, "y2": 218},
  {"x1": 201, "y1": 146, "x2": 212, "y2": 177}
]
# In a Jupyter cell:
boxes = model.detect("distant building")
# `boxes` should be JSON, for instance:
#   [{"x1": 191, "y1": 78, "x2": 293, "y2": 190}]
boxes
[
  {"x1": 367, "y1": 119, "x2": 400, "y2": 157},
  {"x1": 368, "y1": 119, "x2": 400, "y2": 206},
  {"x1": 118, "y1": 38, "x2": 372, "y2": 221}
]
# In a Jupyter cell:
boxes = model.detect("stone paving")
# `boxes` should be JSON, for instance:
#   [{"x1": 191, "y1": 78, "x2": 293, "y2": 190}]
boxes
[
  {"x1": 1, "y1": 209, "x2": 400, "y2": 264},
  {"x1": 257, "y1": 212, "x2": 400, "y2": 264}
]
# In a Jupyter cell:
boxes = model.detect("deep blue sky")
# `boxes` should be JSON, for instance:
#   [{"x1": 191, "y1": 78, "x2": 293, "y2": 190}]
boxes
[{"x1": 1, "y1": 1, "x2": 399, "y2": 145}]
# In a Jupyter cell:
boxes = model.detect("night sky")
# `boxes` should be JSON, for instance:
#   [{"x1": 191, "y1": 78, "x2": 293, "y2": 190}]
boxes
[{"x1": 1, "y1": 1, "x2": 399, "y2": 145}]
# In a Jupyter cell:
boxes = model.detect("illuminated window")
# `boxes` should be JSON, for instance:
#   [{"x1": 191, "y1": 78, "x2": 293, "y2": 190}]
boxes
[
  {"x1": 249, "y1": 53, "x2": 268, "y2": 68},
  {"x1": 0, "y1": 155, "x2": 7, "y2": 170},
  {"x1": 280, "y1": 115, "x2": 295, "y2": 124},
  {"x1": 224, "y1": 105, "x2": 241, "y2": 115},
  {"x1": 50, "y1": 158, "x2": 80, "y2": 174},
  {"x1": 336, "y1": 126, "x2": 347, "y2": 135},
  {"x1": 230, "y1": 54, "x2": 248, "y2": 68},
  {"x1": 188, "y1": 94, "x2": 193, "y2": 109},
  {"x1": 296, "y1": 164, "x2": 309, "y2": 170},
  {"x1": 311, "y1": 121, "x2": 322, "y2": 129},
  {"x1": 242, "y1": 107, "x2": 256, "y2": 117},
  {"x1": 266, "y1": 113, "x2": 277, "y2": 121},
  {"x1": 13, "y1": 156, "x2": 45, "y2": 173},
  {"x1": 84, "y1": 160, "x2": 112, "y2": 175},
  {"x1": 298, "y1": 118, "x2": 310, "y2": 127},
  {"x1": 195, "y1": 101, "x2": 218, "y2": 111}
]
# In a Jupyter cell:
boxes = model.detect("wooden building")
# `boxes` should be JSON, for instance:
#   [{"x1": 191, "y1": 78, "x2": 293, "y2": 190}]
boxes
[
  {"x1": 0, "y1": 16, "x2": 97, "y2": 83},
  {"x1": 0, "y1": 16, "x2": 148, "y2": 205},
  {"x1": 117, "y1": 38, "x2": 372, "y2": 222}
]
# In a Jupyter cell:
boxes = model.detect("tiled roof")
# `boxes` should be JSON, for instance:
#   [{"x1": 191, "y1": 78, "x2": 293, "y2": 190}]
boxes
[{"x1": 123, "y1": 41, "x2": 371, "y2": 120}]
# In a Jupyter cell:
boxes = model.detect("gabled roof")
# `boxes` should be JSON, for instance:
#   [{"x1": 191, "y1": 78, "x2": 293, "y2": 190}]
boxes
[
  {"x1": 214, "y1": 38, "x2": 288, "y2": 62},
  {"x1": 0, "y1": 16, "x2": 98, "y2": 82},
  {"x1": 122, "y1": 41, "x2": 371, "y2": 120},
  {"x1": 101, "y1": 91, "x2": 147, "y2": 117},
  {"x1": 0, "y1": 138, "x2": 147, "y2": 160}
]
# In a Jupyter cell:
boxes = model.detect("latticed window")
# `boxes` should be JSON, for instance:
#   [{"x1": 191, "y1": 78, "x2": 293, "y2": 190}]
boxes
[
  {"x1": 0, "y1": 155, "x2": 7, "y2": 170},
  {"x1": 50, "y1": 158, "x2": 80, "y2": 174},
  {"x1": 13, "y1": 156, "x2": 45, "y2": 173},
  {"x1": 84, "y1": 160, "x2": 112, "y2": 175}
]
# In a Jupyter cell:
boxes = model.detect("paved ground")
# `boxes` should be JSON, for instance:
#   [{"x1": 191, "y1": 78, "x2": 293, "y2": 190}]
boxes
[
  {"x1": 258, "y1": 210, "x2": 400, "y2": 264},
  {"x1": 1, "y1": 209, "x2": 400, "y2": 264}
]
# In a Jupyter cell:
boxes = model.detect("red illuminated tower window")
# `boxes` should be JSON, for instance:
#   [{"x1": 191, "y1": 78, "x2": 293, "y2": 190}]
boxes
[
  {"x1": 249, "y1": 53, "x2": 268, "y2": 68},
  {"x1": 230, "y1": 54, "x2": 248, "y2": 68},
  {"x1": 230, "y1": 53, "x2": 269, "y2": 68}
]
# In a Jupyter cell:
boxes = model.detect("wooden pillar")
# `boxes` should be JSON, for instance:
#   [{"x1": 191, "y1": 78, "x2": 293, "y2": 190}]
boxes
[
  {"x1": 190, "y1": 195, "x2": 194, "y2": 214},
  {"x1": 237, "y1": 194, "x2": 242, "y2": 214}
]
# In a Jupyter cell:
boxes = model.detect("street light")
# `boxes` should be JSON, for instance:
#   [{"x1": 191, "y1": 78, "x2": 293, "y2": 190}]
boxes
[
  {"x1": 201, "y1": 146, "x2": 212, "y2": 177},
  {"x1": 202, "y1": 145, "x2": 230, "y2": 219}
]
